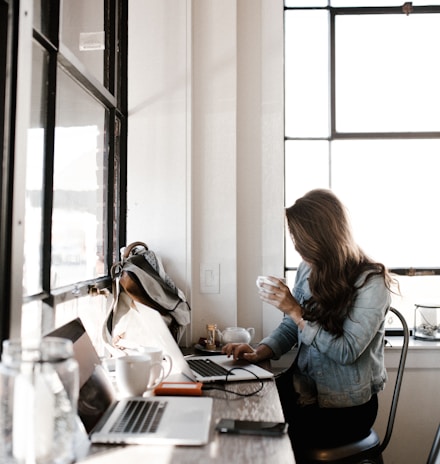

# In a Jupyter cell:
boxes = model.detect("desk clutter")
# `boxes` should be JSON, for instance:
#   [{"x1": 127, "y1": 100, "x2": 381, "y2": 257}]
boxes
[
  {"x1": 0, "y1": 317, "x2": 294, "y2": 464},
  {"x1": 198, "y1": 324, "x2": 255, "y2": 351},
  {"x1": 0, "y1": 257, "x2": 288, "y2": 464}
]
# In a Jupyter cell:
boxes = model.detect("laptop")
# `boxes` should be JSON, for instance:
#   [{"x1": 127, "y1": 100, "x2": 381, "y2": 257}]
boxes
[
  {"x1": 46, "y1": 318, "x2": 213, "y2": 446},
  {"x1": 114, "y1": 302, "x2": 274, "y2": 384}
]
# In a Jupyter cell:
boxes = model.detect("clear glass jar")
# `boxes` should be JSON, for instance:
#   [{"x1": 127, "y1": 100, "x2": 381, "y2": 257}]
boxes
[
  {"x1": 414, "y1": 303, "x2": 440, "y2": 341},
  {"x1": 0, "y1": 337, "x2": 79, "y2": 464}
]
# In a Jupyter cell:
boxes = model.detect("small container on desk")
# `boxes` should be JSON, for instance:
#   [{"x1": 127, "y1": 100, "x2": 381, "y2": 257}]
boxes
[
  {"x1": 0, "y1": 337, "x2": 80, "y2": 463},
  {"x1": 413, "y1": 303, "x2": 440, "y2": 341}
]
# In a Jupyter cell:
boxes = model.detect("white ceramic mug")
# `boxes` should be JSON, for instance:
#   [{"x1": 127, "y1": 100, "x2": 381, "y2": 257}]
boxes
[
  {"x1": 115, "y1": 354, "x2": 164, "y2": 397},
  {"x1": 138, "y1": 346, "x2": 173, "y2": 386},
  {"x1": 256, "y1": 275, "x2": 277, "y2": 293}
]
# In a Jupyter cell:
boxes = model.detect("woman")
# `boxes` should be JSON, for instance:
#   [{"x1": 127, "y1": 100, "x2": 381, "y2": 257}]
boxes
[{"x1": 222, "y1": 189, "x2": 397, "y2": 462}]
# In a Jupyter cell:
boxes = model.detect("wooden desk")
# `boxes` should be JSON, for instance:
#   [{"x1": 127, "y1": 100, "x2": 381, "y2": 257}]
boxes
[{"x1": 78, "y1": 378, "x2": 296, "y2": 464}]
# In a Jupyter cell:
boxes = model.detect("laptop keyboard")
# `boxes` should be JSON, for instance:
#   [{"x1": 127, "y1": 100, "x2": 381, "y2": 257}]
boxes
[
  {"x1": 187, "y1": 358, "x2": 234, "y2": 377},
  {"x1": 110, "y1": 399, "x2": 167, "y2": 434}
]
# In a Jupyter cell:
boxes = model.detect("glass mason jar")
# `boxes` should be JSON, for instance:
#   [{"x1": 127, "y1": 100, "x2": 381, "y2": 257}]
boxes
[
  {"x1": 0, "y1": 337, "x2": 79, "y2": 464},
  {"x1": 414, "y1": 303, "x2": 440, "y2": 341}
]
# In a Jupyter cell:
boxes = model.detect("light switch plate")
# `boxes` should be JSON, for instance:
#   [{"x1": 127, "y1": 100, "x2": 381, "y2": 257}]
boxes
[{"x1": 200, "y1": 263, "x2": 220, "y2": 294}]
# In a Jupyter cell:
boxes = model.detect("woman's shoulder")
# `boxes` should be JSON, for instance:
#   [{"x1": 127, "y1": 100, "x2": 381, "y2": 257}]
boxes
[
  {"x1": 357, "y1": 267, "x2": 387, "y2": 287},
  {"x1": 297, "y1": 260, "x2": 311, "y2": 276},
  {"x1": 355, "y1": 269, "x2": 391, "y2": 305}
]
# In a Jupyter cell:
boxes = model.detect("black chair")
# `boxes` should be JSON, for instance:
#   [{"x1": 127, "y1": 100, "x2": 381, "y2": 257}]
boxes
[
  {"x1": 304, "y1": 307, "x2": 409, "y2": 464},
  {"x1": 427, "y1": 423, "x2": 440, "y2": 464}
]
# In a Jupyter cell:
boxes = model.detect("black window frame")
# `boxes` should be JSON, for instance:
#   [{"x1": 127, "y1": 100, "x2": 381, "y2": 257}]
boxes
[{"x1": 0, "y1": 0, "x2": 128, "y2": 345}]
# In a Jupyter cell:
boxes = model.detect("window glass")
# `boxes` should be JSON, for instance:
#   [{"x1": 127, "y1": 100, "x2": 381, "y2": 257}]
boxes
[
  {"x1": 285, "y1": 140, "x2": 330, "y2": 268},
  {"x1": 391, "y1": 275, "x2": 440, "y2": 330},
  {"x1": 52, "y1": 66, "x2": 107, "y2": 288},
  {"x1": 336, "y1": 13, "x2": 440, "y2": 133},
  {"x1": 284, "y1": 10, "x2": 329, "y2": 138},
  {"x1": 60, "y1": 0, "x2": 105, "y2": 85},
  {"x1": 285, "y1": 140, "x2": 330, "y2": 207},
  {"x1": 331, "y1": 139, "x2": 440, "y2": 268},
  {"x1": 33, "y1": 0, "x2": 54, "y2": 39},
  {"x1": 21, "y1": 300, "x2": 44, "y2": 339},
  {"x1": 24, "y1": 43, "x2": 47, "y2": 296},
  {"x1": 55, "y1": 294, "x2": 108, "y2": 356}
]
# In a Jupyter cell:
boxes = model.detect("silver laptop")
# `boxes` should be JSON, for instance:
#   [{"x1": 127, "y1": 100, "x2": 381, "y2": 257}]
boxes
[
  {"x1": 46, "y1": 318, "x2": 213, "y2": 445},
  {"x1": 115, "y1": 303, "x2": 274, "y2": 384}
]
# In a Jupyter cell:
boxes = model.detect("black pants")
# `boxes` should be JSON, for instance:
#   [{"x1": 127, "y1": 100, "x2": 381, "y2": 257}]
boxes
[{"x1": 276, "y1": 371, "x2": 378, "y2": 463}]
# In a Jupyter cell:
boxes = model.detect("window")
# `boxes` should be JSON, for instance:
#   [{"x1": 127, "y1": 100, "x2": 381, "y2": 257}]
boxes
[
  {"x1": 284, "y1": 1, "x2": 440, "y2": 328},
  {"x1": 1, "y1": 0, "x2": 127, "y2": 349}
]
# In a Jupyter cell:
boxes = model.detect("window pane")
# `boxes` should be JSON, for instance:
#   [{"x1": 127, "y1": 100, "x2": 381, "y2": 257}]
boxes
[
  {"x1": 285, "y1": 140, "x2": 330, "y2": 206},
  {"x1": 55, "y1": 294, "x2": 108, "y2": 356},
  {"x1": 331, "y1": 139, "x2": 440, "y2": 268},
  {"x1": 336, "y1": 13, "x2": 440, "y2": 132},
  {"x1": 24, "y1": 43, "x2": 47, "y2": 296},
  {"x1": 285, "y1": 10, "x2": 329, "y2": 138},
  {"x1": 21, "y1": 300, "x2": 44, "y2": 339},
  {"x1": 285, "y1": 140, "x2": 330, "y2": 267},
  {"x1": 33, "y1": 0, "x2": 55, "y2": 39},
  {"x1": 391, "y1": 275, "x2": 440, "y2": 331},
  {"x1": 52, "y1": 67, "x2": 107, "y2": 288},
  {"x1": 60, "y1": 0, "x2": 105, "y2": 86}
]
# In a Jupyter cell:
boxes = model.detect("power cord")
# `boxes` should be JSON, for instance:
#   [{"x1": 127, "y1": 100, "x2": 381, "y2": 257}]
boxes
[{"x1": 202, "y1": 367, "x2": 264, "y2": 397}]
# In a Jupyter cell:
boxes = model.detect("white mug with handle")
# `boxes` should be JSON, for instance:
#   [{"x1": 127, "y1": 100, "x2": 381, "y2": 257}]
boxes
[
  {"x1": 138, "y1": 346, "x2": 173, "y2": 387},
  {"x1": 115, "y1": 354, "x2": 164, "y2": 397}
]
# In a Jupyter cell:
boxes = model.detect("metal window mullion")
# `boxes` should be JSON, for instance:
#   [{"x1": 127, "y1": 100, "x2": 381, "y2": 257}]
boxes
[
  {"x1": 58, "y1": 43, "x2": 117, "y2": 110},
  {"x1": 0, "y1": 0, "x2": 18, "y2": 344},
  {"x1": 284, "y1": 5, "x2": 440, "y2": 15},
  {"x1": 104, "y1": 0, "x2": 115, "y2": 96},
  {"x1": 333, "y1": 132, "x2": 440, "y2": 140},
  {"x1": 105, "y1": 109, "x2": 114, "y2": 274},
  {"x1": 117, "y1": 0, "x2": 128, "y2": 112},
  {"x1": 40, "y1": 42, "x2": 57, "y2": 301},
  {"x1": 115, "y1": 0, "x2": 128, "y2": 255},
  {"x1": 329, "y1": 8, "x2": 336, "y2": 139}
]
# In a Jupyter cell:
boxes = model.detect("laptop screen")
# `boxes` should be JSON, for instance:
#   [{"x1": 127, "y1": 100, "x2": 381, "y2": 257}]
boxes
[{"x1": 46, "y1": 318, "x2": 116, "y2": 433}]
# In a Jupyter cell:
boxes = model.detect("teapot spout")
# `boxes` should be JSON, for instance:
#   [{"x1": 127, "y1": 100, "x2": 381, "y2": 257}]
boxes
[{"x1": 247, "y1": 327, "x2": 255, "y2": 342}]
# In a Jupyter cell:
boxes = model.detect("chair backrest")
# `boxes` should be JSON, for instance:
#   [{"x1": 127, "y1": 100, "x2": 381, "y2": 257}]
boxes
[
  {"x1": 427, "y1": 423, "x2": 440, "y2": 464},
  {"x1": 379, "y1": 306, "x2": 409, "y2": 454}
]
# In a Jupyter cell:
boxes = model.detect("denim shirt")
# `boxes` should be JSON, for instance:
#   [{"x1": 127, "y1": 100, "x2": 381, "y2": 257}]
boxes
[{"x1": 260, "y1": 261, "x2": 390, "y2": 408}]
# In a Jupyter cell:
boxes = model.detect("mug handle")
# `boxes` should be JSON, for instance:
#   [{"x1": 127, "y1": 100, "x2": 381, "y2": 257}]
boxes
[
  {"x1": 147, "y1": 362, "x2": 165, "y2": 390},
  {"x1": 162, "y1": 353, "x2": 173, "y2": 378}
]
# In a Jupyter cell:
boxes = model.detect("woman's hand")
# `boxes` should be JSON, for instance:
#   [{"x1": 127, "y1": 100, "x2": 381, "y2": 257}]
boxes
[
  {"x1": 258, "y1": 277, "x2": 304, "y2": 326},
  {"x1": 222, "y1": 343, "x2": 273, "y2": 362}
]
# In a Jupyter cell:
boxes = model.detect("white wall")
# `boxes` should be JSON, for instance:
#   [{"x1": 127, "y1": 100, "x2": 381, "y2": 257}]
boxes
[{"x1": 127, "y1": 0, "x2": 284, "y2": 345}]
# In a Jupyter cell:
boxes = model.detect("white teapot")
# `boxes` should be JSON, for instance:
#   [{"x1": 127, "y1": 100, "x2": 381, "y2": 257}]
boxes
[{"x1": 219, "y1": 327, "x2": 255, "y2": 344}]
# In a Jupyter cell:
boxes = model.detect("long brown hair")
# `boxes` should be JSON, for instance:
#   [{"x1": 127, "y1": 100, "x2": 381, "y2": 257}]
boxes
[{"x1": 285, "y1": 189, "x2": 395, "y2": 337}]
